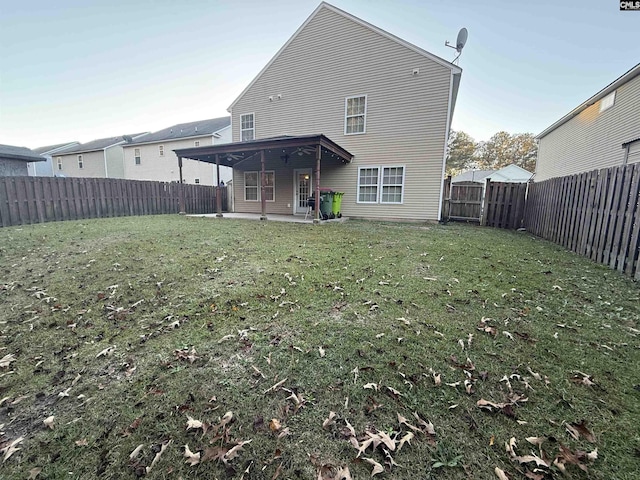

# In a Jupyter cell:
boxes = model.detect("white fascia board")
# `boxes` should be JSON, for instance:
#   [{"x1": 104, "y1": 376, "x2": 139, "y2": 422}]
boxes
[
  {"x1": 123, "y1": 133, "x2": 213, "y2": 148},
  {"x1": 227, "y1": 1, "x2": 461, "y2": 112},
  {"x1": 437, "y1": 70, "x2": 456, "y2": 221}
]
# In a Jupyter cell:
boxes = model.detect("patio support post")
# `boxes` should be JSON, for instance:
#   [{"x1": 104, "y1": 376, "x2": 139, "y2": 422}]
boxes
[
  {"x1": 215, "y1": 154, "x2": 223, "y2": 218},
  {"x1": 260, "y1": 149, "x2": 267, "y2": 220},
  {"x1": 314, "y1": 144, "x2": 321, "y2": 224},
  {"x1": 178, "y1": 156, "x2": 186, "y2": 215}
]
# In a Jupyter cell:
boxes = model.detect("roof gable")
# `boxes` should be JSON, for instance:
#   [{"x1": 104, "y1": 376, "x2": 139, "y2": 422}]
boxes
[
  {"x1": 126, "y1": 117, "x2": 231, "y2": 145},
  {"x1": 228, "y1": 2, "x2": 461, "y2": 111},
  {"x1": 61, "y1": 133, "x2": 149, "y2": 154},
  {"x1": 537, "y1": 62, "x2": 640, "y2": 139}
]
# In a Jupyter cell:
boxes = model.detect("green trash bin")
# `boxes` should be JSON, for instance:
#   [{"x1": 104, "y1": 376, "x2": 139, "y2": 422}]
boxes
[
  {"x1": 319, "y1": 189, "x2": 333, "y2": 220},
  {"x1": 332, "y1": 192, "x2": 344, "y2": 218}
]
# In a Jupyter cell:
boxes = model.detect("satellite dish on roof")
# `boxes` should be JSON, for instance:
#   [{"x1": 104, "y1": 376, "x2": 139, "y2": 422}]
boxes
[{"x1": 445, "y1": 27, "x2": 468, "y2": 64}]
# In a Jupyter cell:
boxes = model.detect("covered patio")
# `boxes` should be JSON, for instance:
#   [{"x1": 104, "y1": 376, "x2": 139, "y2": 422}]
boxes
[{"x1": 174, "y1": 134, "x2": 353, "y2": 223}]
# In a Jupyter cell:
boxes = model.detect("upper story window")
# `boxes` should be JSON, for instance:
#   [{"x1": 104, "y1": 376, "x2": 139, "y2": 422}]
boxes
[
  {"x1": 159, "y1": 145, "x2": 164, "y2": 156},
  {"x1": 194, "y1": 140, "x2": 200, "y2": 147},
  {"x1": 600, "y1": 91, "x2": 615, "y2": 112},
  {"x1": 56, "y1": 157, "x2": 62, "y2": 170},
  {"x1": 77, "y1": 155, "x2": 84, "y2": 169},
  {"x1": 241, "y1": 113, "x2": 255, "y2": 141},
  {"x1": 194, "y1": 178, "x2": 200, "y2": 184},
  {"x1": 134, "y1": 148, "x2": 141, "y2": 165},
  {"x1": 345, "y1": 95, "x2": 367, "y2": 135}
]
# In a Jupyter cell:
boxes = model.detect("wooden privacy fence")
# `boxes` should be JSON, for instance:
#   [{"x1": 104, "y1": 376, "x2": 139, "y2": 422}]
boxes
[
  {"x1": 481, "y1": 180, "x2": 528, "y2": 229},
  {"x1": 0, "y1": 176, "x2": 227, "y2": 228},
  {"x1": 525, "y1": 163, "x2": 640, "y2": 279},
  {"x1": 441, "y1": 177, "x2": 527, "y2": 228}
]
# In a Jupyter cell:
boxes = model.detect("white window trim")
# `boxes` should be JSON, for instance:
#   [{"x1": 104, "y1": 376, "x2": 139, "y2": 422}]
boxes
[
  {"x1": 600, "y1": 91, "x2": 615, "y2": 112},
  {"x1": 244, "y1": 170, "x2": 275, "y2": 202},
  {"x1": 134, "y1": 148, "x2": 141, "y2": 165},
  {"x1": 77, "y1": 155, "x2": 83, "y2": 169},
  {"x1": 159, "y1": 145, "x2": 164, "y2": 156},
  {"x1": 356, "y1": 166, "x2": 380, "y2": 204},
  {"x1": 240, "y1": 112, "x2": 255, "y2": 142},
  {"x1": 356, "y1": 165, "x2": 405, "y2": 204},
  {"x1": 344, "y1": 95, "x2": 367, "y2": 135},
  {"x1": 380, "y1": 165, "x2": 406, "y2": 205}
]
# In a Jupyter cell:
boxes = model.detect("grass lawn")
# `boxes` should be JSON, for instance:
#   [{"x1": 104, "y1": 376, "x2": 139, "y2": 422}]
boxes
[{"x1": 0, "y1": 215, "x2": 638, "y2": 480}]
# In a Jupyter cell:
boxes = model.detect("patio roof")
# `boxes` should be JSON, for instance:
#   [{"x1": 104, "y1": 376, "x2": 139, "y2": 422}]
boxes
[{"x1": 173, "y1": 134, "x2": 353, "y2": 167}]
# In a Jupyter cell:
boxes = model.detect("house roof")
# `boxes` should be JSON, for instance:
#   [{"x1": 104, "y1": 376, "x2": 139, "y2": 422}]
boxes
[
  {"x1": 487, "y1": 164, "x2": 533, "y2": 182},
  {"x1": 174, "y1": 134, "x2": 353, "y2": 168},
  {"x1": 0, "y1": 144, "x2": 46, "y2": 162},
  {"x1": 32, "y1": 142, "x2": 79, "y2": 155},
  {"x1": 451, "y1": 169, "x2": 495, "y2": 183},
  {"x1": 61, "y1": 133, "x2": 149, "y2": 154},
  {"x1": 228, "y1": 1, "x2": 462, "y2": 112},
  {"x1": 537, "y1": 62, "x2": 640, "y2": 140},
  {"x1": 126, "y1": 117, "x2": 231, "y2": 146}
]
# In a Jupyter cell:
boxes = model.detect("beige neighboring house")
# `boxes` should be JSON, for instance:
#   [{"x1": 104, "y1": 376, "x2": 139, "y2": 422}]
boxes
[
  {"x1": 54, "y1": 133, "x2": 149, "y2": 178},
  {"x1": 29, "y1": 142, "x2": 79, "y2": 177},
  {"x1": 122, "y1": 117, "x2": 231, "y2": 185},
  {"x1": 175, "y1": 2, "x2": 462, "y2": 221},
  {"x1": 536, "y1": 62, "x2": 640, "y2": 181}
]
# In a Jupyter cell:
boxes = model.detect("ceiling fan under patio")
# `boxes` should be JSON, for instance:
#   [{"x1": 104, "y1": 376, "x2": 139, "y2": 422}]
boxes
[{"x1": 292, "y1": 146, "x2": 316, "y2": 156}]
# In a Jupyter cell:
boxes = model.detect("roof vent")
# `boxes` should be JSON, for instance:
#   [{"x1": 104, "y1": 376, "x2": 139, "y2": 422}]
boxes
[{"x1": 195, "y1": 126, "x2": 198, "y2": 132}]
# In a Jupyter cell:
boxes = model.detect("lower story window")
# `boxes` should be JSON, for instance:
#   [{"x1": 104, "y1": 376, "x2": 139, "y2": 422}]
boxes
[
  {"x1": 244, "y1": 171, "x2": 275, "y2": 201},
  {"x1": 194, "y1": 178, "x2": 200, "y2": 184},
  {"x1": 357, "y1": 166, "x2": 404, "y2": 204}
]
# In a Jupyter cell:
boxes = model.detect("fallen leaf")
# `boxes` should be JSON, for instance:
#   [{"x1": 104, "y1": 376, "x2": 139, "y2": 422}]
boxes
[
  {"x1": 566, "y1": 420, "x2": 596, "y2": 443},
  {"x1": 1, "y1": 436, "x2": 24, "y2": 462},
  {"x1": 43, "y1": 415, "x2": 55, "y2": 429},
  {"x1": 264, "y1": 378, "x2": 287, "y2": 394},
  {"x1": 319, "y1": 346, "x2": 326, "y2": 357},
  {"x1": 146, "y1": 439, "x2": 171, "y2": 474},
  {"x1": 28, "y1": 467, "x2": 42, "y2": 479},
  {"x1": 495, "y1": 467, "x2": 511, "y2": 479},
  {"x1": 75, "y1": 438, "x2": 88, "y2": 447},
  {"x1": 219, "y1": 411, "x2": 234, "y2": 428},
  {"x1": 184, "y1": 444, "x2": 201, "y2": 466},
  {"x1": 223, "y1": 439, "x2": 252, "y2": 464},
  {"x1": 397, "y1": 432, "x2": 414, "y2": 452},
  {"x1": 269, "y1": 418, "x2": 282, "y2": 432},
  {"x1": 362, "y1": 457, "x2": 384, "y2": 477},
  {"x1": 323, "y1": 411, "x2": 337, "y2": 430},
  {"x1": 129, "y1": 444, "x2": 144, "y2": 460},
  {"x1": 0, "y1": 354, "x2": 17, "y2": 368},
  {"x1": 95, "y1": 345, "x2": 115, "y2": 358},
  {"x1": 186, "y1": 415, "x2": 203, "y2": 431}
]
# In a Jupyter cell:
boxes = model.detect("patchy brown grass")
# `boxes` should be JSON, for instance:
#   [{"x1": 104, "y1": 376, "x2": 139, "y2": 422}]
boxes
[{"x1": 0, "y1": 215, "x2": 638, "y2": 479}]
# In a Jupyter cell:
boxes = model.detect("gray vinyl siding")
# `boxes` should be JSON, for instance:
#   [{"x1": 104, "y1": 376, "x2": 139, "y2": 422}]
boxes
[
  {"x1": 0, "y1": 159, "x2": 29, "y2": 176},
  {"x1": 231, "y1": 6, "x2": 453, "y2": 220},
  {"x1": 536, "y1": 73, "x2": 640, "y2": 181}
]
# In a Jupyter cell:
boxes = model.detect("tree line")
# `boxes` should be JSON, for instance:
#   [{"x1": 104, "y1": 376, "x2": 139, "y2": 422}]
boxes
[{"x1": 446, "y1": 130, "x2": 537, "y2": 177}]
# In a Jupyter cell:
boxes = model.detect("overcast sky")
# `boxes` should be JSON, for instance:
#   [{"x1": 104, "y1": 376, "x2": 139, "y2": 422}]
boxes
[{"x1": 0, "y1": 0, "x2": 638, "y2": 148}]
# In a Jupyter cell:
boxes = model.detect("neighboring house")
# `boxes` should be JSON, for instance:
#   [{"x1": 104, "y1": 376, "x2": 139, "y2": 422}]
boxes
[
  {"x1": 55, "y1": 133, "x2": 149, "y2": 179},
  {"x1": 451, "y1": 169, "x2": 495, "y2": 185},
  {"x1": 122, "y1": 117, "x2": 231, "y2": 185},
  {"x1": 175, "y1": 2, "x2": 462, "y2": 221},
  {"x1": 452, "y1": 164, "x2": 532, "y2": 185},
  {"x1": 29, "y1": 142, "x2": 79, "y2": 177},
  {"x1": 535, "y1": 62, "x2": 640, "y2": 181},
  {"x1": 0, "y1": 144, "x2": 45, "y2": 176}
]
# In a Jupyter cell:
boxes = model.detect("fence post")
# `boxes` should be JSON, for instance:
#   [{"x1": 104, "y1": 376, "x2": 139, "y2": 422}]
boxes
[
  {"x1": 440, "y1": 176, "x2": 451, "y2": 222},
  {"x1": 480, "y1": 179, "x2": 490, "y2": 226}
]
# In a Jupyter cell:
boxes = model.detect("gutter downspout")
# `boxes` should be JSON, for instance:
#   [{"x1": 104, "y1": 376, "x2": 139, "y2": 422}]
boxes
[
  {"x1": 437, "y1": 71, "x2": 455, "y2": 222},
  {"x1": 103, "y1": 148, "x2": 109, "y2": 178}
]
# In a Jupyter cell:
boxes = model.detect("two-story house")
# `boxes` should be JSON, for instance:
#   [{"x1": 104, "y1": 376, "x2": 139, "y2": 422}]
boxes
[
  {"x1": 29, "y1": 142, "x2": 79, "y2": 177},
  {"x1": 122, "y1": 117, "x2": 231, "y2": 185},
  {"x1": 175, "y1": 2, "x2": 462, "y2": 221},
  {"x1": 54, "y1": 133, "x2": 148, "y2": 178},
  {"x1": 535, "y1": 62, "x2": 640, "y2": 181}
]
